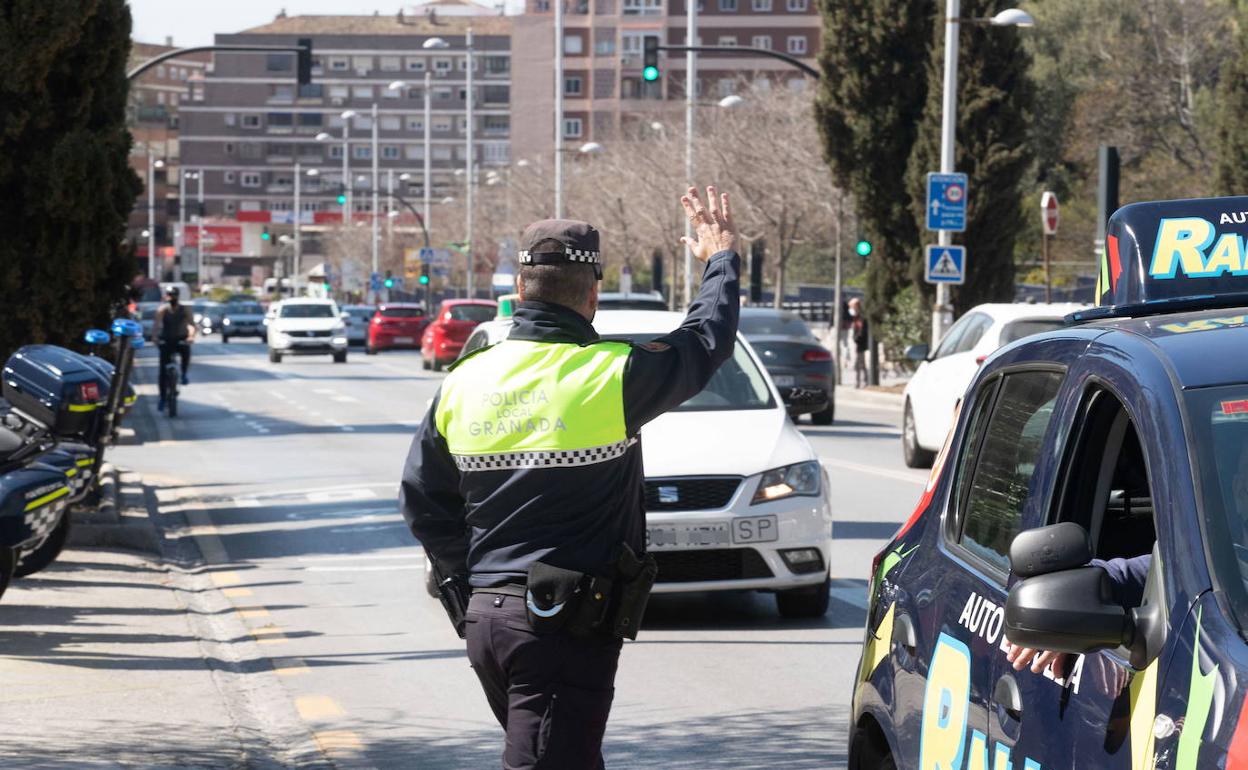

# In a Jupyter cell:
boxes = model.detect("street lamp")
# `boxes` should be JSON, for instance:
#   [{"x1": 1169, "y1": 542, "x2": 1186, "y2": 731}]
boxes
[
  {"x1": 717, "y1": 94, "x2": 745, "y2": 109},
  {"x1": 147, "y1": 157, "x2": 165, "y2": 280},
  {"x1": 930, "y1": 3, "x2": 1034, "y2": 345},
  {"x1": 178, "y1": 169, "x2": 200, "y2": 284},
  {"x1": 579, "y1": 142, "x2": 605, "y2": 155}
]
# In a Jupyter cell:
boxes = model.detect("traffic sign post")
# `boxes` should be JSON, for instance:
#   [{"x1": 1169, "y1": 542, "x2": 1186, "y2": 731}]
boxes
[
  {"x1": 1041, "y1": 191, "x2": 1060, "y2": 303},
  {"x1": 926, "y1": 172, "x2": 968, "y2": 232},
  {"x1": 925, "y1": 245, "x2": 966, "y2": 285}
]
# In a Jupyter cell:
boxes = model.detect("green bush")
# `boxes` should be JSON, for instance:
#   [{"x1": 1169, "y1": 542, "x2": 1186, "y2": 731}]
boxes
[{"x1": 879, "y1": 284, "x2": 928, "y2": 369}]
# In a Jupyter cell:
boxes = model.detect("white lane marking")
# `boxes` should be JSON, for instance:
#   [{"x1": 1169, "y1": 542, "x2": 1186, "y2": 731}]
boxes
[
  {"x1": 312, "y1": 388, "x2": 336, "y2": 395},
  {"x1": 330, "y1": 395, "x2": 358, "y2": 403},
  {"x1": 820, "y1": 458, "x2": 926, "y2": 486},
  {"x1": 307, "y1": 489, "x2": 377, "y2": 503},
  {"x1": 305, "y1": 563, "x2": 422, "y2": 572},
  {"x1": 267, "y1": 390, "x2": 289, "y2": 400},
  {"x1": 298, "y1": 552, "x2": 422, "y2": 563},
  {"x1": 229, "y1": 482, "x2": 398, "y2": 500},
  {"x1": 829, "y1": 579, "x2": 869, "y2": 609},
  {"x1": 233, "y1": 496, "x2": 260, "y2": 508}
]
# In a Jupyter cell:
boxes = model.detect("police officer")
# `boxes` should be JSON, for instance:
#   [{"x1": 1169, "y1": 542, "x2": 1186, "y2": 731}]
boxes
[{"x1": 400, "y1": 185, "x2": 740, "y2": 769}]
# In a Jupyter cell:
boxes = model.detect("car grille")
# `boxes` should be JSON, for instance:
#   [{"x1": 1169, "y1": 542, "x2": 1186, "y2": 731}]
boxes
[
  {"x1": 645, "y1": 477, "x2": 742, "y2": 512},
  {"x1": 653, "y1": 548, "x2": 773, "y2": 583},
  {"x1": 289, "y1": 330, "x2": 331, "y2": 338}
]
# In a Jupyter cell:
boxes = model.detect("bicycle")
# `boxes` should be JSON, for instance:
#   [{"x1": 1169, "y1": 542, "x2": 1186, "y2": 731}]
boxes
[{"x1": 158, "y1": 340, "x2": 188, "y2": 417}]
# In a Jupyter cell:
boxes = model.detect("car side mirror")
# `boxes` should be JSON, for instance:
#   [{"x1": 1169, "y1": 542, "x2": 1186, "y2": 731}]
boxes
[
  {"x1": 1010, "y1": 522, "x2": 1092, "y2": 578},
  {"x1": 905, "y1": 344, "x2": 930, "y2": 362},
  {"x1": 340, "y1": 312, "x2": 350, "y2": 322},
  {"x1": 1005, "y1": 567, "x2": 1133, "y2": 654}
]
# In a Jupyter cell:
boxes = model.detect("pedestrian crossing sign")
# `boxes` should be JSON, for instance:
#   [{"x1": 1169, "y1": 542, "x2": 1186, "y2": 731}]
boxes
[{"x1": 925, "y1": 245, "x2": 966, "y2": 285}]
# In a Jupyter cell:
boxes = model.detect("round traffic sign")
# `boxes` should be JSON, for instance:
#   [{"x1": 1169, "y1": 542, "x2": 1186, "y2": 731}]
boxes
[
  {"x1": 1041, "y1": 191, "x2": 1060, "y2": 236},
  {"x1": 945, "y1": 184, "x2": 964, "y2": 204}
]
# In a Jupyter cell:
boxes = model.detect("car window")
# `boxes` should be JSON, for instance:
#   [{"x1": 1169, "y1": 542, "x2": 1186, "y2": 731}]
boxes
[
  {"x1": 227, "y1": 303, "x2": 263, "y2": 315},
  {"x1": 381, "y1": 307, "x2": 425, "y2": 318},
  {"x1": 280, "y1": 304, "x2": 335, "y2": 319},
  {"x1": 738, "y1": 312, "x2": 815, "y2": 339},
  {"x1": 606, "y1": 335, "x2": 774, "y2": 411},
  {"x1": 447, "y1": 304, "x2": 495, "y2": 323},
  {"x1": 956, "y1": 370, "x2": 1064, "y2": 574},
  {"x1": 347, "y1": 308, "x2": 374, "y2": 319},
  {"x1": 949, "y1": 313, "x2": 992, "y2": 355},
  {"x1": 932, "y1": 314, "x2": 975, "y2": 359},
  {"x1": 1000, "y1": 319, "x2": 1065, "y2": 345},
  {"x1": 460, "y1": 329, "x2": 490, "y2": 358}
]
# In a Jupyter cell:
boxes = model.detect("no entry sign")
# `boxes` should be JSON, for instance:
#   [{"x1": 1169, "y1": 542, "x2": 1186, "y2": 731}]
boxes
[{"x1": 1041, "y1": 191, "x2": 1060, "y2": 236}]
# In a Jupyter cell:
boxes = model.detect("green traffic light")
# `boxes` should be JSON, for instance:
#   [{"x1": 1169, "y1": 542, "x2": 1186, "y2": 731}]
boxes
[
  {"x1": 419, "y1": 275, "x2": 430, "y2": 285},
  {"x1": 337, "y1": 194, "x2": 347, "y2": 205},
  {"x1": 261, "y1": 232, "x2": 270, "y2": 241},
  {"x1": 384, "y1": 279, "x2": 394, "y2": 288},
  {"x1": 643, "y1": 66, "x2": 659, "y2": 82},
  {"x1": 855, "y1": 240, "x2": 872, "y2": 257}
]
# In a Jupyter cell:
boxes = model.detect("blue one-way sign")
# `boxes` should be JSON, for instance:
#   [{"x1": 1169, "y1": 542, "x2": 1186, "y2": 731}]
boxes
[
  {"x1": 925, "y1": 244, "x2": 966, "y2": 285},
  {"x1": 926, "y1": 172, "x2": 968, "y2": 232}
]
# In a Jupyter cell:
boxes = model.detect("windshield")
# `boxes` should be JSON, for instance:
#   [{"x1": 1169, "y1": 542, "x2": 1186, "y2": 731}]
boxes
[
  {"x1": 227, "y1": 303, "x2": 263, "y2": 315},
  {"x1": 280, "y1": 304, "x2": 336, "y2": 319},
  {"x1": 447, "y1": 304, "x2": 495, "y2": 323},
  {"x1": 598, "y1": 298, "x2": 668, "y2": 311},
  {"x1": 607, "y1": 334, "x2": 774, "y2": 411},
  {"x1": 1000, "y1": 318, "x2": 1065, "y2": 345},
  {"x1": 739, "y1": 312, "x2": 814, "y2": 339},
  {"x1": 346, "y1": 307, "x2": 375, "y2": 319},
  {"x1": 382, "y1": 307, "x2": 425, "y2": 319},
  {"x1": 1187, "y1": 385, "x2": 1248, "y2": 628}
]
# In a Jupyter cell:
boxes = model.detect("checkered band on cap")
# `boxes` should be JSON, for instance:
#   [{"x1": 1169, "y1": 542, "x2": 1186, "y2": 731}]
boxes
[
  {"x1": 518, "y1": 248, "x2": 601, "y2": 265},
  {"x1": 453, "y1": 438, "x2": 634, "y2": 472}
]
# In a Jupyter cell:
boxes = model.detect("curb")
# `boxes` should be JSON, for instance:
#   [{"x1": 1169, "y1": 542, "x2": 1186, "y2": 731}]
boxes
[
  {"x1": 835, "y1": 385, "x2": 905, "y2": 409},
  {"x1": 67, "y1": 465, "x2": 162, "y2": 554}
]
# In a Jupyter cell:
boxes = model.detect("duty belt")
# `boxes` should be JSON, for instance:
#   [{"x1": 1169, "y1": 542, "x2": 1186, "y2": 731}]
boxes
[{"x1": 472, "y1": 583, "x2": 527, "y2": 598}]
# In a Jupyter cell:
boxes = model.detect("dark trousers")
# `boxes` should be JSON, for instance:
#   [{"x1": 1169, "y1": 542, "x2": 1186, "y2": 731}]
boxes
[
  {"x1": 465, "y1": 592, "x2": 622, "y2": 770},
  {"x1": 158, "y1": 340, "x2": 190, "y2": 400}
]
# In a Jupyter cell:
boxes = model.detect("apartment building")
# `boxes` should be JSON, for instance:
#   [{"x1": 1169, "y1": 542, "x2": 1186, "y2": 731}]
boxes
[
  {"x1": 176, "y1": 12, "x2": 512, "y2": 277},
  {"x1": 127, "y1": 40, "x2": 210, "y2": 274},
  {"x1": 511, "y1": 0, "x2": 819, "y2": 161}
]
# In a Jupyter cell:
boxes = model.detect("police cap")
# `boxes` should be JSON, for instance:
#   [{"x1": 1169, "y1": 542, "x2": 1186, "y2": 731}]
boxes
[{"x1": 519, "y1": 219, "x2": 602, "y2": 280}]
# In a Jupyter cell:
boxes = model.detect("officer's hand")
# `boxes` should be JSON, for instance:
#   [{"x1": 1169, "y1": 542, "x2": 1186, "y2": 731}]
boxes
[
  {"x1": 1006, "y1": 643, "x2": 1072, "y2": 677},
  {"x1": 680, "y1": 185, "x2": 738, "y2": 263}
]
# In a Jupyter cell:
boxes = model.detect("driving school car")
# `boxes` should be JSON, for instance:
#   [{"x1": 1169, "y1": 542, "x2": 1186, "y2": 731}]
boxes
[{"x1": 852, "y1": 196, "x2": 1248, "y2": 770}]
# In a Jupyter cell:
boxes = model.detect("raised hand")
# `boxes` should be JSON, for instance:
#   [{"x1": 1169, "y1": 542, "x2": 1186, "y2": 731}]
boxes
[{"x1": 679, "y1": 185, "x2": 738, "y2": 263}]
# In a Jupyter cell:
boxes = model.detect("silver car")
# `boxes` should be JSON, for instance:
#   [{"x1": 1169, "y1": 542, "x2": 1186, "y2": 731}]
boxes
[{"x1": 341, "y1": 305, "x2": 375, "y2": 346}]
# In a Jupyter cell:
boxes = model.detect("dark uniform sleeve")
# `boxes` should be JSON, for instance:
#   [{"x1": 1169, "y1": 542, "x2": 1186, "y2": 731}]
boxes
[
  {"x1": 1091, "y1": 553, "x2": 1152, "y2": 609},
  {"x1": 399, "y1": 389, "x2": 469, "y2": 574},
  {"x1": 622, "y1": 250, "x2": 741, "y2": 435}
]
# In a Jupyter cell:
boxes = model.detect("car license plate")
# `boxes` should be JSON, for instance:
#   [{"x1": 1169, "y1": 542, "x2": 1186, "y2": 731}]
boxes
[
  {"x1": 732, "y1": 514, "x2": 778, "y2": 544},
  {"x1": 395, "y1": 336, "x2": 414, "y2": 344},
  {"x1": 773, "y1": 375, "x2": 796, "y2": 387},
  {"x1": 646, "y1": 523, "x2": 730, "y2": 549}
]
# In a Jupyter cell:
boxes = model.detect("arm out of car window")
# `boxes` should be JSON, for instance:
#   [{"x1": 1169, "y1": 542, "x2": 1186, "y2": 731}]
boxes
[
  {"x1": 621, "y1": 249, "x2": 741, "y2": 435},
  {"x1": 399, "y1": 390, "x2": 469, "y2": 573}
]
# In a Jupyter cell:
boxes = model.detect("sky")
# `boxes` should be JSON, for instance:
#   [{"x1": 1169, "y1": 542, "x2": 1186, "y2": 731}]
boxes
[{"x1": 128, "y1": 1, "x2": 411, "y2": 47}]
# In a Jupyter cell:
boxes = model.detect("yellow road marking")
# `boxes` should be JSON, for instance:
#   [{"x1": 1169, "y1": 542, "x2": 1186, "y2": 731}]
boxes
[
  {"x1": 272, "y1": 657, "x2": 310, "y2": 676},
  {"x1": 297, "y1": 695, "x2": 345, "y2": 720},
  {"x1": 210, "y1": 571, "x2": 241, "y2": 587},
  {"x1": 249, "y1": 624, "x2": 288, "y2": 645},
  {"x1": 221, "y1": 587, "x2": 252, "y2": 598},
  {"x1": 236, "y1": 606, "x2": 270, "y2": 619},
  {"x1": 313, "y1": 730, "x2": 363, "y2": 756}
]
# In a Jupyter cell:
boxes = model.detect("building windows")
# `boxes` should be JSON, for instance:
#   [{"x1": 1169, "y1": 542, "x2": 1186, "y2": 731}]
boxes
[
  {"x1": 458, "y1": 87, "x2": 469, "y2": 101},
  {"x1": 224, "y1": 113, "x2": 237, "y2": 127},
  {"x1": 434, "y1": 58, "x2": 452, "y2": 73},
  {"x1": 267, "y1": 112, "x2": 294, "y2": 127},
  {"x1": 352, "y1": 56, "x2": 373, "y2": 72},
  {"x1": 752, "y1": 0, "x2": 772, "y2": 9},
  {"x1": 353, "y1": 115, "x2": 373, "y2": 131},
  {"x1": 382, "y1": 85, "x2": 401, "y2": 100},
  {"x1": 432, "y1": 146, "x2": 453, "y2": 160},
  {"x1": 718, "y1": 0, "x2": 738, "y2": 10},
  {"x1": 328, "y1": 145, "x2": 343, "y2": 159},
  {"x1": 483, "y1": 142, "x2": 509, "y2": 163},
  {"x1": 484, "y1": 55, "x2": 511, "y2": 74},
  {"x1": 786, "y1": 0, "x2": 807, "y2": 9},
  {"x1": 270, "y1": 84, "x2": 294, "y2": 102},
  {"x1": 270, "y1": 200, "x2": 292, "y2": 212},
  {"x1": 240, "y1": 172, "x2": 262, "y2": 188},
  {"x1": 327, "y1": 114, "x2": 345, "y2": 129},
  {"x1": 407, "y1": 57, "x2": 426, "y2": 71},
  {"x1": 266, "y1": 53, "x2": 291, "y2": 71},
  {"x1": 407, "y1": 87, "x2": 424, "y2": 100},
  {"x1": 156, "y1": 92, "x2": 166, "y2": 105},
  {"x1": 382, "y1": 145, "x2": 401, "y2": 160},
  {"x1": 565, "y1": 76, "x2": 583, "y2": 96},
  {"x1": 563, "y1": 118, "x2": 583, "y2": 138},
  {"x1": 353, "y1": 145, "x2": 372, "y2": 160},
  {"x1": 352, "y1": 85, "x2": 374, "y2": 100},
  {"x1": 380, "y1": 56, "x2": 402, "y2": 72},
  {"x1": 787, "y1": 35, "x2": 807, "y2": 54},
  {"x1": 457, "y1": 57, "x2": 477, "y2": 72},
  {"x1": 407, "y1": 116, "x2": 424, "y2": 131},
  {"x1": 483, "y1": 85, "x2": 510, "y2": 103},
  {"x1": 380, "y1": 115, "x2": 401, "y2": 131},
  {"x1": 718, "y1": 35, "x2": 738, "y2": 46},
  {"x1": 405, "y1": 145, "x2": 425, "y2": 160},
  {"x1": 224, "y1": 171, "x2": 237, "y2": 183},
  {"x1": 433, "y1": 117, "x2": 452, "y2": 132},
  {"x1": 535, "y1": 0, "x2": 550, "y2": 9},
  {"x1": 328, "y1": 85, "x2": 349, "y2": 101},
  {"x1": 483, "y1": 114, "x2": 509, "y2": 135},
  {"x1": 298, "y1": 113, "x2": 323, "y2": 128},
  {"x1": 751, "y1": 34, "x2": 771, "y2": 49},
  {"x1": 621, "y1": 0, "x2": 661, "y2": 14},
  {"x1": 224, "y1": 201, "x2": 237, "y2": 214},
  {"x1": 564, "y1": 34, "x2": 584, "y2": 55},
  {"x1": 433, "y1": 87, "x2": 453, "y2": 101},
  {"x1": 329, "y1": 57, "x2": 349, "y2": 71},
  {"x1": 224, "y1": 142, "x2": 236, "y2": 155},
  {"x1": 241, "y1": 114, "x2": 261, "y2": 129},
  {"x1": 718, "y1": 78, "x2": 737, "y2": 97}
]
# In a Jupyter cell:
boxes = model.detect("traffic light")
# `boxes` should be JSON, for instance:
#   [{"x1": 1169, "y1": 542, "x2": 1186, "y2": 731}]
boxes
[
  {"x1": 261, "y1": 226, "x2": 271, "y2": 242},
  {"x1": 337, "y1": 184, "x2": 347, "y2": 206},
  {"x1": 418, "y1": 268, "x2": 430, "y2": 286},
  {"x1": 855, "y1": 238, "x2": 872, "y2": 258},
  {"x1": 643, "y1": 37, "x2": 660, "y2": 83},
  {"x1": 384, "y1": 270, "x2": 394, "y2": 289},
  {"x1": 749, "y1": 239, "x2": 765, "y2": 304},
  {"x1": 296, "y1": 38, "x2": 314, "y2": 87}
]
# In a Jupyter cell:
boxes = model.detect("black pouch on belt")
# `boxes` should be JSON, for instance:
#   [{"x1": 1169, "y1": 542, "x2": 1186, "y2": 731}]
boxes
[
  {"x1": 610, "y1": 543, "x2": 658, "y2": 640},
  {"x1": 525, "y1": 560, "x2": 587, "y2": 634}
]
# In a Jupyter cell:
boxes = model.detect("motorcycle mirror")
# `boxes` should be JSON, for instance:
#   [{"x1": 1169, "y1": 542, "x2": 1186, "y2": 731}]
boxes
[{"x1": 84, "y1": 329, "x2": 111, "y2": 345}]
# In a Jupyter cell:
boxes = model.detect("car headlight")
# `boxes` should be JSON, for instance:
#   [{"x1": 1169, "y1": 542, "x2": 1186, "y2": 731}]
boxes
[
  {"x1": 332, "y1": 324, "x2": 345, "y2": 335},
  {"x1": 752, "y1": 461, "x2": 822, "y2": 504},
  {"x1": 222, "y1": 318, "x2": 231, "y2": 326}
]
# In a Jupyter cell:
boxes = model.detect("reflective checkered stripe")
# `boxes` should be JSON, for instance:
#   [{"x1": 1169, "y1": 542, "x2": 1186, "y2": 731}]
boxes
[
  {"x1": 21, "y1": 498, "x2": 67, "y2": 551},
  {"x1": 518, "y1": 248, "x2": 601, "y2": 265},
  {"x1": 452, "y1": 438, "x2": 635, "y2": 471}
]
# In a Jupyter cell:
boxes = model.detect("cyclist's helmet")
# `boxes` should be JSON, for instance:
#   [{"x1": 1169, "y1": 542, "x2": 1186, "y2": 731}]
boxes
[{"x1": 165, "y1": 286, "x2": 180, "y2": 300}]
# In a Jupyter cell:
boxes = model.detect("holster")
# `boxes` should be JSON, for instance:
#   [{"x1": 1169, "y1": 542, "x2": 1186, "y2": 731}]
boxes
[
  {"x1": 525, "y1": 561, "x2": 612, "y2": 636},
  {"x1": 431, "y1": 560, "x2": 471, "y2": 639},
  {"x1": 609, "y1": 543, "x2": 658, "y2": 641}
]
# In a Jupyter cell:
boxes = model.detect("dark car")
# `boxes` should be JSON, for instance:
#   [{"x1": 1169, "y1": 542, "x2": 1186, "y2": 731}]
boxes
[
  {"x1": 192, "y1": 300, "x2": 224, "y2": 336},
  {"x1": 420, "y1": 299, "x2": 497, "y2": 371},
  {"x1": 738, "y1": 308, "x2": 834, "y2": 424},
  {"x1": 851, "y1": 195, "x2": 1248, "y2": 770},
  {"x1": 367, "y1": 303, "x2": 430, "y2": 354},
  {"x1": 221, "y1": 301, "x2": 266, "y2": 342}
]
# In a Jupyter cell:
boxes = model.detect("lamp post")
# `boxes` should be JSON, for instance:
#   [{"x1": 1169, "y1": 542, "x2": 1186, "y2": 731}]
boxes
[
  {"x1": 322, "y1": 110, "x2": 356, "y2": 224},
  {"x1": 147, "y1": 156, "x2": 165, "y2": 280},
  {"x1": 931, "y1": 3, "x2": 1034, "y2": 344},
  {"x1": 196, "y1": 170, "x2": 204, "y2": 283},
  {"x1": 555, "y1": 4, "x2": 565, "y2": 218},
  {"x1": 684, "y1": 0, "x2": 698, "y2": 309},
  {"x1": 178, "y1": 169, "x2": 198, "y2": 282},
  {"x1": 423, "y1": 34, "x2": 475, "y2": 295}
]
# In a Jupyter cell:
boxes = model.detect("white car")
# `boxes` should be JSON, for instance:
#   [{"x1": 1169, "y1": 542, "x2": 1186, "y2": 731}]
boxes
[
  {"x1": 901, "y1": 302, "x2": 1087, "y2": 468},
  {"x1": 452, "y1": 310, "x2": 835, "y2": 617},
  {"x1": 266, "y1": 298, "x2": 349, "y2": 364}
]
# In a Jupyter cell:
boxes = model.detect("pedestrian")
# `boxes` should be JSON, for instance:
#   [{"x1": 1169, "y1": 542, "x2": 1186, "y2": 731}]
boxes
[
  {"x1": 849, "y1": 297, "x2": 869, "y2": 388},
  {"x1": 153, "y1": 286, "x2": 195, "y2": 410},
  {"x1": 400, "y1": 185, "x2": 740, "y2": 770}
]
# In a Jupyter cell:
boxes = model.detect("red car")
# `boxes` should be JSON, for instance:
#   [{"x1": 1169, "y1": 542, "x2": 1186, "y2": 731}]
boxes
[
  {"x1": 366, "y1": 303, "x2": 430, "y2": 354},
  {"x1": 420, "y1": 299, "x2": 498, "y2": 371}
]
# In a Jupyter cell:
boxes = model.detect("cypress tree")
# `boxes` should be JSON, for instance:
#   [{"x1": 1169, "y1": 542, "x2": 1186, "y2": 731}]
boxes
[
  {"x1": 814, "y1": 0, "x2": 935, "y2": 326},
  {"x1": 906, "y1": 0, "x2": 1034, "y2": 316},
  {"x1": 1217, "y1": 6, "x2": 1248, "y2": 196},
  {"x1": 0, "y1": 0, "x2": 142, "y2": 358}
]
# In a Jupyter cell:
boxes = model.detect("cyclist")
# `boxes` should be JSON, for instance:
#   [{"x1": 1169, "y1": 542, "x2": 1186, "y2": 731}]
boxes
[{"x1": 154, "y1": 286, "x2": 195, "y2": 411}]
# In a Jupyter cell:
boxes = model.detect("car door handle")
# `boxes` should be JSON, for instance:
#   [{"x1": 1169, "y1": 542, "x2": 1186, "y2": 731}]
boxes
[
  {"x1": 891, "y1": 612, "x2": 917, "y2": 653},
  {"x1": 994, "y1": 674, "x2": 1024, "y2": 720}
]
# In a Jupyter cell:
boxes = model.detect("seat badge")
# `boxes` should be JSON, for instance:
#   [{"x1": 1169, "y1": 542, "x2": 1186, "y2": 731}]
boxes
[{"x1": 658, "y1": 486, "x2": 680, "y2": 504}]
